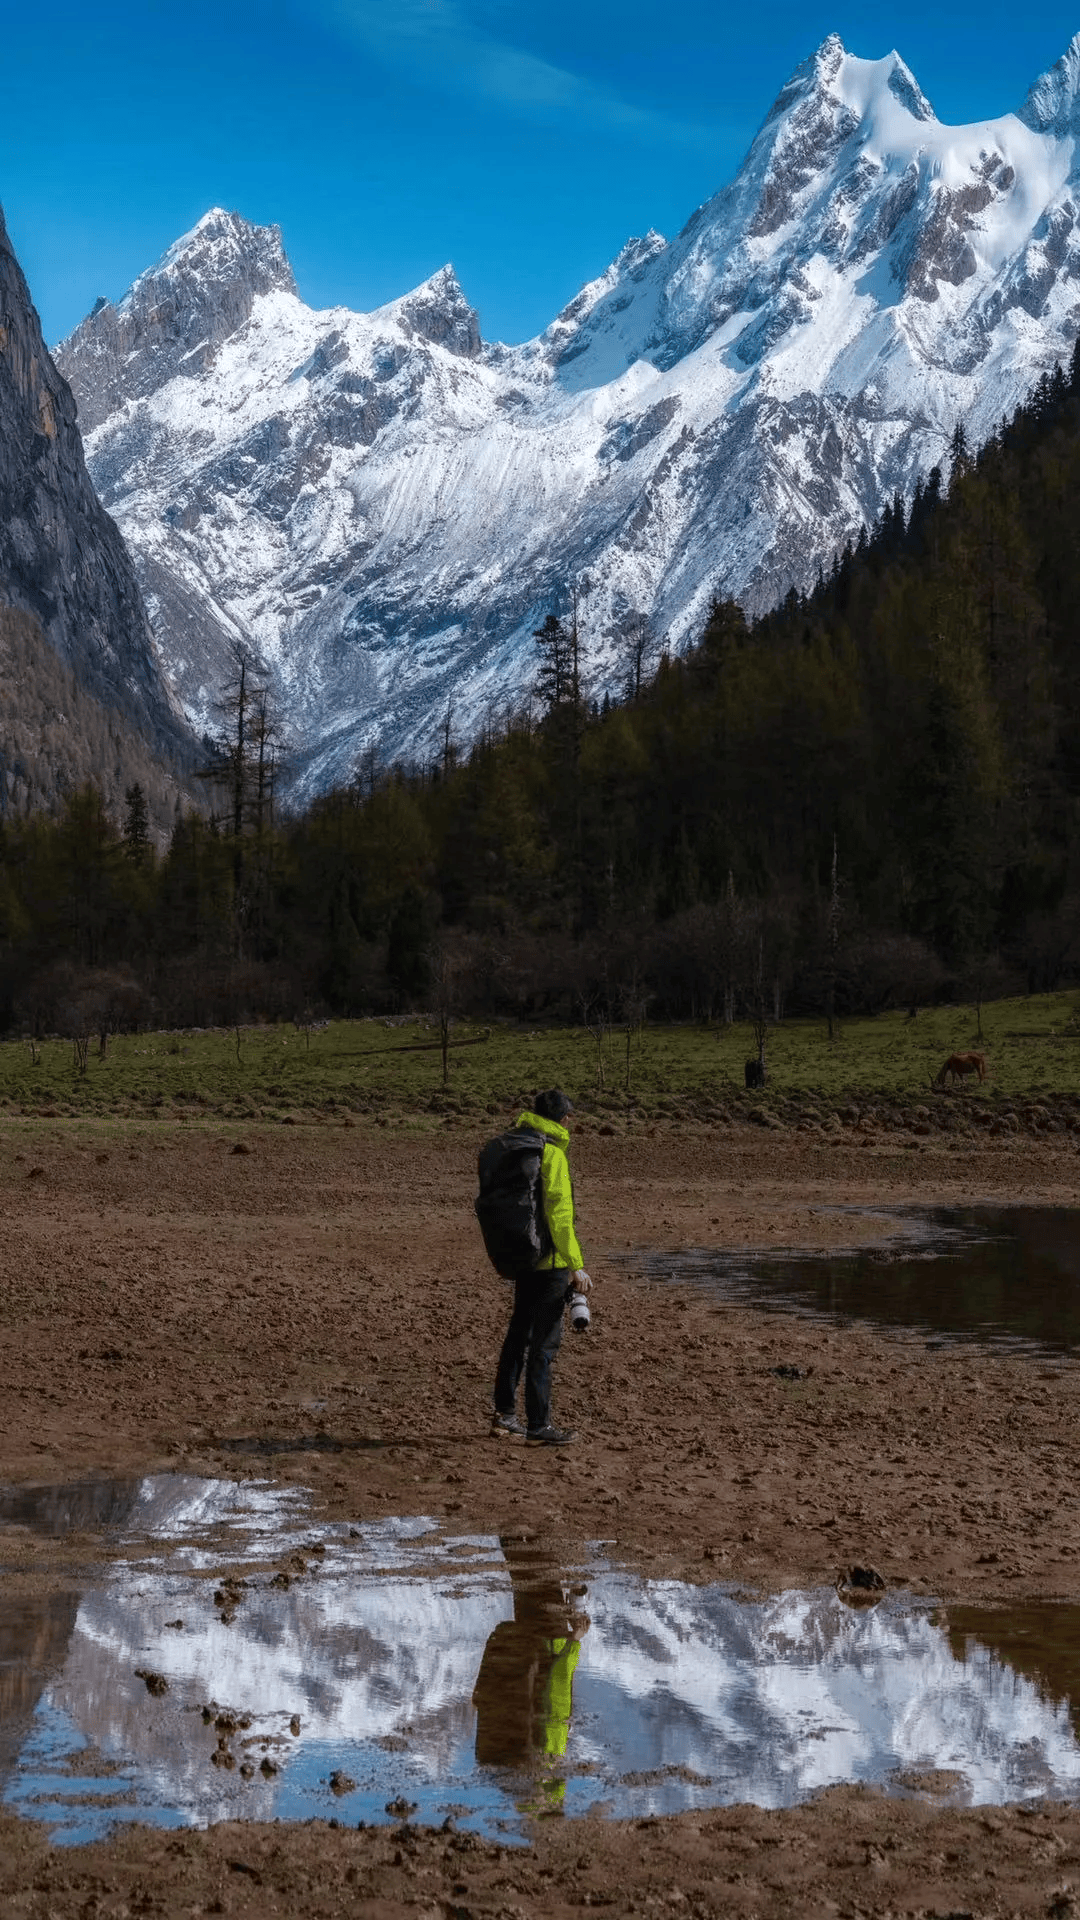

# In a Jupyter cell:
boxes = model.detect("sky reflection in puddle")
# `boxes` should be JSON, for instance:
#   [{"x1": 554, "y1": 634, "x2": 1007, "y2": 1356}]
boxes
[
  {"x1": 4, "y1": 1476, "x2": 1080, "y2": 1843},
  {"x1": 640, "y1": 1207, "x2": 1080, "y2": 1354}
]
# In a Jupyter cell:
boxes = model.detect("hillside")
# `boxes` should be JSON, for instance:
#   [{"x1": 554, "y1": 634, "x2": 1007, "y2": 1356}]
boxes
[{"x1": 0, "y1": 608, "x2": 184, "y2": 833}]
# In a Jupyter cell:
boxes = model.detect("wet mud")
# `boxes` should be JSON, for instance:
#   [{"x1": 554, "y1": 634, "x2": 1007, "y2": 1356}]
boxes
[{"x1": 2, "y1": 1116, "x2": 1080, "y2": 1911}]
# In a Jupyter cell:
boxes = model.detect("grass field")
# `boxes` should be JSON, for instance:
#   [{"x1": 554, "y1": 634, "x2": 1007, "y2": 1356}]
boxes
[{"x1": 0, "y1": 992, "x2": 1077, "y2": 1120}]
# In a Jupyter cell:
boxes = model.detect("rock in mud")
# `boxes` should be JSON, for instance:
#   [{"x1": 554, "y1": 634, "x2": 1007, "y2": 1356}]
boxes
[{"x1": 836, "y1": 1564, "x2": 886, "y2": 1606}]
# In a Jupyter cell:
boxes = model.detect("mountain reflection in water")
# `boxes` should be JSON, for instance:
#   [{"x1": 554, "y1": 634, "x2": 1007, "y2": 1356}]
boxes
[
  {"x1": 945, "y1": 1605, "x2": 1080, "y2": 1742},
  {"x1": 4, "y1": 1491, "x2": 1080, "y2": 1841}
]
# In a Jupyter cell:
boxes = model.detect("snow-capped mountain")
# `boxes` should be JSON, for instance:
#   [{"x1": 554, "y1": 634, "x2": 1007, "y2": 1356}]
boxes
[
  {"x1": 12, "y1": 1505, "x2": 1080, "y2": 1841},
  {"x1": 56, "y1": 33, "x2": 1080, "y2": 797}
]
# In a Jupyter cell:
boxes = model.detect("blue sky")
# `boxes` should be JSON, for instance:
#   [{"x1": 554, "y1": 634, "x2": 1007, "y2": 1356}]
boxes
[{"x1": 2, "y1": 0, "x2": 1078, "y2": 348}]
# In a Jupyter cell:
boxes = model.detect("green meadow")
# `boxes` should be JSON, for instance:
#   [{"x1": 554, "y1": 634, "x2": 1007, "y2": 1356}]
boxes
[{"x1": 0, "y1": 992, "x2": 1077, "y2": 1122}]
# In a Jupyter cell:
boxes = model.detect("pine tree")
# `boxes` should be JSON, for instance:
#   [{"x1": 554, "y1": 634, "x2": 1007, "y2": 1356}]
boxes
[
  {"x1": 533, "y1": 614, "x2": 571, "y2": 712},
  {"x1": 122, "y1": 783, "x2": 150, "y2": 865}
]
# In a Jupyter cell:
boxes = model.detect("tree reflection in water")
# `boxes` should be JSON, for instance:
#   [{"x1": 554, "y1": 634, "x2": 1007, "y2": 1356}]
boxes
[{"x1": 0, "y1": 1591, "x2": 81, "y2": 1785}]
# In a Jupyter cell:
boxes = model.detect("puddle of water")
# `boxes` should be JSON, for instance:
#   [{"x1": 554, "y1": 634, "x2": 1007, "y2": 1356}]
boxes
[
  {"x1": 641, "y1": 1207, "x2": 1080, "y2": 1354},
  {"x1": 0, "y1": 1474, "x2": 317, "y2": 1566},
  {"x1": 6, "y1": 1478, "x2": 1080, "y2": 1842},
  {"x1": 0, "y1": 1479, "x2": 147, "y2": 1537},
  {"x1": 945, "y1": 1605, "x2": 1080, "y2": 1741}
]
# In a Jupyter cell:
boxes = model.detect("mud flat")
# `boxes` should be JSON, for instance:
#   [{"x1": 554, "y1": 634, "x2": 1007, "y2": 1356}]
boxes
[{"x1": 2, "y1": 1118, "x2": 1080, "y2": 1914}]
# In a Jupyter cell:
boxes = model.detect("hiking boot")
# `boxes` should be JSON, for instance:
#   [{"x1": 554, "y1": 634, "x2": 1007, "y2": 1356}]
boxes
[
  {"x1": 490, "y1": 1410, "x2": 525, "y2": 1437},
  {"x1": 526, "y1": 1424, "x2": 576, "y2": 1446}
]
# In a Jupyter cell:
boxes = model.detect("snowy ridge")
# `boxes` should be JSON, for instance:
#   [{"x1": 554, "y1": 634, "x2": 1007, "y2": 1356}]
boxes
[
  {"x1": 55, "y1": 36, "x2": 1080, "y2": 797},
  {"x1": 18, "y1": 1551, "x2": 1080, "y2": 1840}
]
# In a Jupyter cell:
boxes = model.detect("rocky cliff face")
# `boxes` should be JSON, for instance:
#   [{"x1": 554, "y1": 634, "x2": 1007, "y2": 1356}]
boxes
[
  {"x1": 60, "y1": 208, "x2": 298, "y2": 436},
  {"x1": 55, "y1": 37, "x2": 1080, "y2": 798},
  {"x1": 0, "y1": 203, "x2": 195, "y2": 820}
]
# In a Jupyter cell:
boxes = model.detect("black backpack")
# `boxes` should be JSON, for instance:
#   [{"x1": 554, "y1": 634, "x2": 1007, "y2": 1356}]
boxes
[{"x1": 475, "y1": 1126, "x2": 553, "y2": 1278}]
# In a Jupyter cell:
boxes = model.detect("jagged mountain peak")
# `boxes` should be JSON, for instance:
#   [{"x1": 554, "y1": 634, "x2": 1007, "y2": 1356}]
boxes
[
  {"x1": 58, "y1": 207, "x2": 298, "y2": 433},
  {"x1": 798, "y1": 32, "x2": 847, "y2": 92},
  {"x1": 615, "y1": 231, "x2": 668, "y2": 272},
  {"x1": 1018, "y1": 30, "x2": 1080, "y2": 135},
  {"x1": 374, "y1": 262, "x2": 482, "y2": 359},
  {"x1": 880, "y1": 51, "x2": 937, "y2": 123},
  {"x1": 132, "y1": 205, "x2": 296, "y2": 303},
  {"x1": 543, "y1": 34, "x2": 945, "y2": 390},
  {"x1": 765, "y1": 33, "x2": 937, "y2": 135}
]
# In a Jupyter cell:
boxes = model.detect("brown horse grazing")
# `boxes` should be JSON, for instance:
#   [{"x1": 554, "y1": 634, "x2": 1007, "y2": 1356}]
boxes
[{"x1": 935, "y1": 1051, "x2": 987, "y2": 1086}]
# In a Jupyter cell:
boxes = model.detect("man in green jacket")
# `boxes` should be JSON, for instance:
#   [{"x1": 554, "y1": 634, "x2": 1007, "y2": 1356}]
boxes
[{"x1": 490, "y1": 1088, "x2": 590, "y2": 1447}]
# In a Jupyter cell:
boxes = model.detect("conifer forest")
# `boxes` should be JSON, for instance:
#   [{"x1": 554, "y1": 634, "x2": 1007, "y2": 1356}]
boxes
[{"x1": 2, "y1": 354, "x2": 1080, "y2": 1042}]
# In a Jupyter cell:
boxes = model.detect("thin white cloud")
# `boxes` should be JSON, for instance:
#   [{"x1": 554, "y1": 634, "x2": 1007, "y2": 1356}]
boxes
[{"x1": 322, "y1": 0, "x2": 708, "y2": 146}]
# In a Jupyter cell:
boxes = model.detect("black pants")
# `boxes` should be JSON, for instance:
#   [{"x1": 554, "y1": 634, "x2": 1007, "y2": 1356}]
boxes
[{"x1": 494, "y1": 1269, "x2": 569, "y2": 1432}]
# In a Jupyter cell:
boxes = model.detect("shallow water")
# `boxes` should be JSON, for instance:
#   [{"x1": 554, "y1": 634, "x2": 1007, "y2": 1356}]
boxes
[
  {"x1": 6, "y1": 1477, "x2": 1080, "y2": 1842},
  {"x1": 640, "y1": 1207, "x2": 1080, "y2": 1354}
]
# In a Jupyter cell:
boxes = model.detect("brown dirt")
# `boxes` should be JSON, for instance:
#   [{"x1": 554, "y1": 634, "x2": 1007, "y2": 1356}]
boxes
[{"x1": 2, "y1": 1114, "x2": 1080, "y2": 1916}]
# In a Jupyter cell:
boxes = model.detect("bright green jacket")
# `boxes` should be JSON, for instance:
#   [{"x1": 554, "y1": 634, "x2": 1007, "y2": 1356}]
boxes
[{"x1": 515, "y1": 1110, "x2": 583, "y2": 1272}]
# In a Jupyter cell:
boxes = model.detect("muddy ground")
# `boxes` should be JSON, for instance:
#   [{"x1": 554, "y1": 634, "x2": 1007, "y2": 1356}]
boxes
[{"x1": 1, "y1": 1115, "x2": 1079, "y2": 1916}]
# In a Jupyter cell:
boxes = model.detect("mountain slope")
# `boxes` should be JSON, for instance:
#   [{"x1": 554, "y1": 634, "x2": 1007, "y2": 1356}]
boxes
[
  {"x1": 0, "y1": 204, "x2": 196, "y2": 828},
  {"x1": 55, "y1": 37, "x2": 1080, "y2": 798}
]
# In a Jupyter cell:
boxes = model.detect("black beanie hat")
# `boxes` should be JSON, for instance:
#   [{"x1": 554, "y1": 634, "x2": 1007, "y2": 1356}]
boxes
[{"x1": 534, "y1": 1088, "x2": 574, "y2": 1122}]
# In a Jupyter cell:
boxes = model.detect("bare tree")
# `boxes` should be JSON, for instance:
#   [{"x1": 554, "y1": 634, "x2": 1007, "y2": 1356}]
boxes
[
  {"x1": 293, "y1": 1006, "x2": 328, "y2": 1052},
  {"x1": 201, "y1": 643, "x2": 256, "y2": 843},
  {"x1": 616, "y1": 610, "x2": 658, "y2": 702},
  {"x1": 719, "y1": 872, "x2": 740, "y2": 1026},
  {"x1": 247, "y1": 685, "x2": 285, "y2": 956},
  {"x1": 826, "y1": 834, "x2": 842, "y2": 1042},
  {"x1": 616, "y1": 968, "x2": 651, "y2": 1092},
  {"x1": 735, "y1": 898, "x2": 796, "y2": 1082},
  {"x1": 248, "y1": 686, "x2": 284, "y2": 839},
  {"x1": 428, "y1": 941, "x2": 463, "y2": 1085},
  {"x1": 440, "y1": 694, "x2": 457, "y2": 779},
  {"x1": 568, "y1": 574, "x2": 590, "y2": 708},
  {"x1": 577, "y1": 988, "x2": 610, "y2": 1091},
  {"x1": 960, "y1": 951, "x2": 1013, "y2": 1043},
  {"x1": 747, "y1": 932, "x2": 769, "y2": 1079},
  {"x1": 196, "y1": 644, "x2": 284, "y2": 959}
]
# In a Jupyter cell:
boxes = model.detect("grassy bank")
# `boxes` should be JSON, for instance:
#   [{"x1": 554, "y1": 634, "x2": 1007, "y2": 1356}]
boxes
[{"x1": 0, "y1": 992, "x2": 1078, "y2": 1123}]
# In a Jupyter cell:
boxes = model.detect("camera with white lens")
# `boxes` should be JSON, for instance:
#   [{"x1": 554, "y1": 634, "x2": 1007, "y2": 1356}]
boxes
[{"x1": 567, "y1": 1290, "x2": 591, "y2": 1333}]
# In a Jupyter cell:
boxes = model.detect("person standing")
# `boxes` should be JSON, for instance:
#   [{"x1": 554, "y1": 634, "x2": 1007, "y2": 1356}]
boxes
[{"x1": 488, "y1": 1089, "x2": 590, "y2": 1446}]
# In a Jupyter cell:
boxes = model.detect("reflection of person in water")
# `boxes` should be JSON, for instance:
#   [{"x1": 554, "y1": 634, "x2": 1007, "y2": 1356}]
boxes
[{"x1": 473, "y1": 1535, "x2": 589, "y2": 1809}]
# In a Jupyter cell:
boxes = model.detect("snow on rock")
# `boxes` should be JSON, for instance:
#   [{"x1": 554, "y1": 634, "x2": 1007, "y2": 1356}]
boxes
[
  {"x1": 27, "y1": 1555, "x2": 1080, "y2": 1835},
  {"x1": 55, "y1": 36, "x2": 1080, "y2": 800}
]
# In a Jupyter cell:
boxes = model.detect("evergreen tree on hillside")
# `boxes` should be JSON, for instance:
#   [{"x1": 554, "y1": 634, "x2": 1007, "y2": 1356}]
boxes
[{"x1": 533, "y1": 614, "x2": 572, "y2": 712}]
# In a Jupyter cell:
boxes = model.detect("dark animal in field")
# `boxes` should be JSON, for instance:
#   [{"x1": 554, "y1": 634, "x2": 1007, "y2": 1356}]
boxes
[
  {"x1": 745, "y1": 1058, "x2": 766, "y2": 1088},
  {"x1": 934, "y1": 1051, "x2": 987, "y2": 1086}
]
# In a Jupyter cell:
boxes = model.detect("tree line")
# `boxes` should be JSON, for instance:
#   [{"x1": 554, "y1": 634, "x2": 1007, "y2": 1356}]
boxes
[{"x1": 2, "y1": 345, "x2": 1080, "y2": 1047}]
